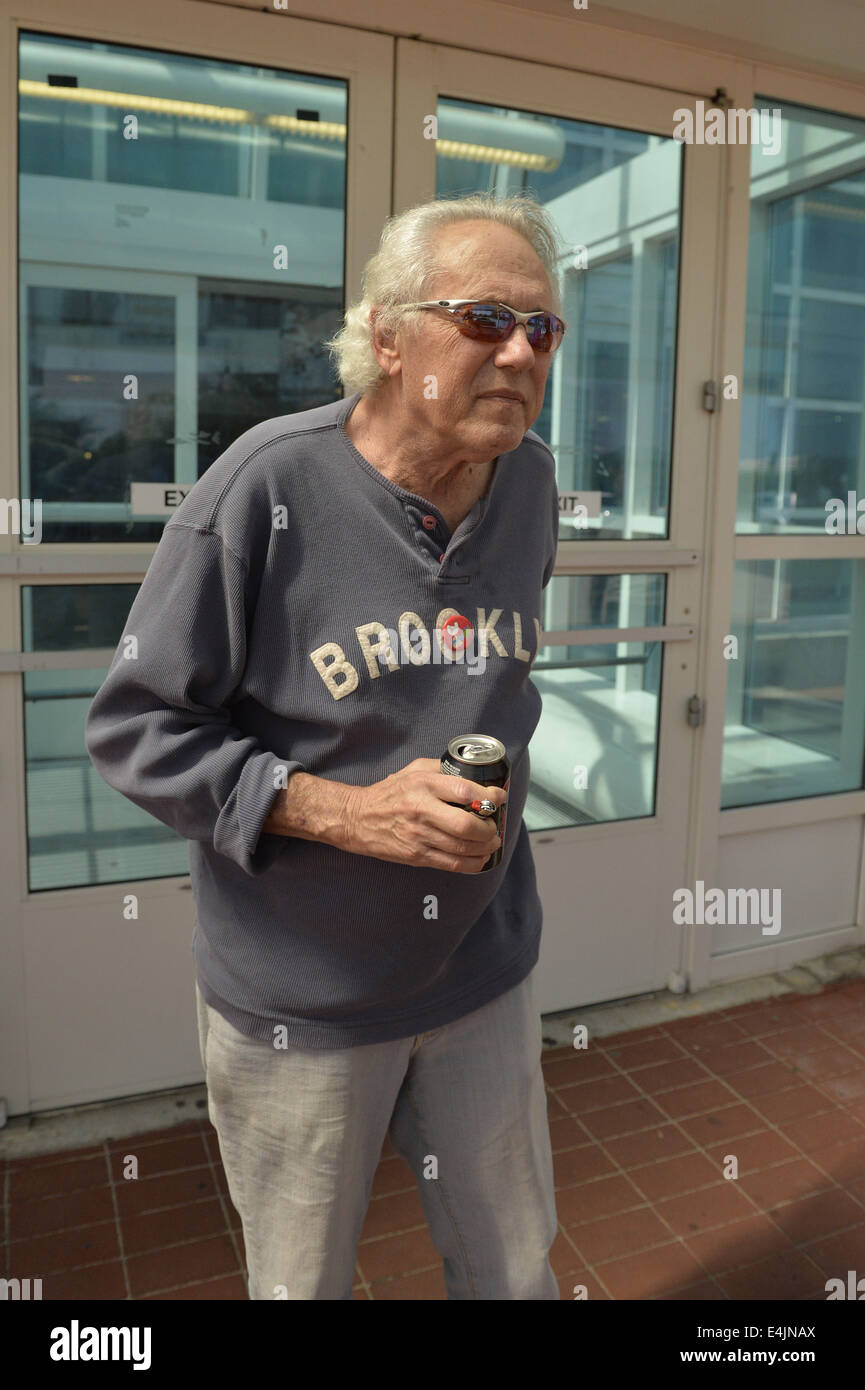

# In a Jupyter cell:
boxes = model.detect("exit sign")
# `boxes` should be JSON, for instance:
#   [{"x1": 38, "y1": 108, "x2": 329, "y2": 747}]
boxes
[
  {"x1": 130, "y1": 483, "x2": 191, "y2": 516},
  {"x1": 558, "y1": 490, "x2": 601, "y2": 520}
]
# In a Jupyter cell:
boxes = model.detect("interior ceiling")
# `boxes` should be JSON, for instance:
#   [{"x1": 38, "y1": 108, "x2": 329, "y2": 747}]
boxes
[{"x1": 490, "y1": 0, "x2": 865, "y2": 84}]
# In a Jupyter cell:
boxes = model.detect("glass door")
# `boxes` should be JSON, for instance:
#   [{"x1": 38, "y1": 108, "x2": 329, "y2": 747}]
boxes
[
  {"x1": 394, "y1": 39, "x2": 726, "y2": 1012},
  {"x1": 0, "y1": 4, "x2": 392, "y2": 1113}
]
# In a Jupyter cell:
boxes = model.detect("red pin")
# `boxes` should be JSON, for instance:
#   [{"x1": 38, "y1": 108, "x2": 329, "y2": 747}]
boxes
[{"x1": 441, "y1": 614, "x2": 473, "y2": 654}]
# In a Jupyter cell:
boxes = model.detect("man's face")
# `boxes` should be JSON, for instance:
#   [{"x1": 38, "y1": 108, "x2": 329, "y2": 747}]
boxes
[{"x1": 384, "y1": 220, "x2": 558, "y2": 461}]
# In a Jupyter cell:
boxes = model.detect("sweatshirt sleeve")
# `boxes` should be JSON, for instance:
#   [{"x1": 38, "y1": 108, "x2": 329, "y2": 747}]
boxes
[
  {"x1": 84, "y1": 521, "x2": 304, "y2": 876},
  {"x1": 542, "y1": 483, "x2": 559, "y2": 589}
]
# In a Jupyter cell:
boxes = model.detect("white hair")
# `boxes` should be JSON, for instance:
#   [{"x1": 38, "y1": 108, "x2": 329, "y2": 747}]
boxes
[{"x1": 324, "y1": 192, "x2": 563, "y2": 397}]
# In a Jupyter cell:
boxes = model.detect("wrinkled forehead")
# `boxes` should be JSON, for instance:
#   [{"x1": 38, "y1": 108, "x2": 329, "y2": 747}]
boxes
[{"x1": 427, "y1": 221, "x2": 556, "y2": 311}]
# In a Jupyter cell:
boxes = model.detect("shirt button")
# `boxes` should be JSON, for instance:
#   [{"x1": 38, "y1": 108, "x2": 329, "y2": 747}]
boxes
[{"x1": 422, "y1": 515, "x2": 437, "y2": 530}]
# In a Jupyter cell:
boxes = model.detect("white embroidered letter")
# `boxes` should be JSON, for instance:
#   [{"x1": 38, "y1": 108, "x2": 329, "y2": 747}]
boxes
[{"x1": 310, "y1": 643, "x2": 360, "y2": 700}]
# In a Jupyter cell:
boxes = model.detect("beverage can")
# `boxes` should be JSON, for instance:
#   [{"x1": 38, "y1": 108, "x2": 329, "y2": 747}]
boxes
[{"x1": 440, "y1": 734, "x2": 510, "y2": 871}]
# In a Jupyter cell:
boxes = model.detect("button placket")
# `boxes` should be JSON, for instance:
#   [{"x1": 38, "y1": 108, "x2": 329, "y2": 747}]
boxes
[{"x1": 404, "y1": 501, "x2": 457, "y2": 569}]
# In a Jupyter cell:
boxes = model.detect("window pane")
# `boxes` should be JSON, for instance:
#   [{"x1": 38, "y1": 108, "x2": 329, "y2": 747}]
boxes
[
  {"x1": 737, "y1": 98, "x2": 865, "y2": 533},
  {"x1": 196, "y1": 283, "x2": 340, "y2": 468},
  {"x1": 722, "y1": 560, "x2": 865, "y2": 806},
  {"x1": 25, "y1": 287, "x2": 176, "y2": 542},
  {"x1": 19, "y1": 33, "x2": 347, "y2": 542},
  {"x1": 527, "y1": 573, "x2": 666, "y2": 828},
  {"x1": 22, "y1": 584, "x2": 187, "y2": 890},
  {"x1": 435, "y1": 97, "x2": 682, "y2": 541}
]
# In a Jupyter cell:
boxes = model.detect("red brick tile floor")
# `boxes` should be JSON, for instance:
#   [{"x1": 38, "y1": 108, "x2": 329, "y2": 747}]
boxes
[{"x1": 4, "y1": 978, "x2": 865, "y2": 1300}]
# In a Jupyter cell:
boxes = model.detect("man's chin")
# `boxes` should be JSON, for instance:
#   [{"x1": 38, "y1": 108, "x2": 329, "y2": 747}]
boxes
[
  {"x1": 468, "y1": 412, "x2": 528, "y2": 447},
  {"x1": 485, "y1": 421, "x2": 528, "y2": 452}
]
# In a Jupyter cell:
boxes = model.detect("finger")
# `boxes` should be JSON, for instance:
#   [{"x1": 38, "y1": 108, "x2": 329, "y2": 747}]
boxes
[
  {"x1": 421, "y1": 817, "x2": 502, "y2": 853},
  {"x1": 434, "y1": 773, "x2": 508, "y2": 807},
  {"x1": 418, "y1": 845, "x2": 497, "y2": 874},
  {"x1": 425, "y1": 806, "x2": 502, "y2": 844}
]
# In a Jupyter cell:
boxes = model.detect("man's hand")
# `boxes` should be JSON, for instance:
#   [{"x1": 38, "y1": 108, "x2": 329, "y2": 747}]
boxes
[{"x1": 341, "y1": 757, "x2": 506, "y2": 873}]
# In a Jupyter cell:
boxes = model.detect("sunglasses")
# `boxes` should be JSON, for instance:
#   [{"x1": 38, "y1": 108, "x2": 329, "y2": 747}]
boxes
[{"x1": 396, "y1": 299, "x2": 567, "y2": 353}]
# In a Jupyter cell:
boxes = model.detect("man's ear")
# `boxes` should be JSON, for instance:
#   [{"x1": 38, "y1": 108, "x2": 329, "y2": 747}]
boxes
[{"x1": 369, "y1": 307, "x2": 401, "y2": 378}]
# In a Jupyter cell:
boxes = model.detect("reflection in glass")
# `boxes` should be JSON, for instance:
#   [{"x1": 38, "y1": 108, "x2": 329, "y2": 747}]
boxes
[
  {"x1": 722, "y1": 560, "x2": 865, "y2": 806},
  {"x1": 526, "y1": 574, "x2": 665, "y2": 828},
  {"x1": 19, "y1": 33, "x2": 347, "y2": 542},
  {"x1": 25, "y1": 288, "x2": 176, "y2": 543},
  {"x1": 196, "y1": 284, "x2": 340, "y2": 473},
  {"x1": 737, "y1": 98, "x2": 865, "y2": 532},
  {"x1": 436, "y1": 96, "x2": 682, "y2": 541},
  {"x1": 23, "y1": 585, "x2": 187, "y2": 891}
]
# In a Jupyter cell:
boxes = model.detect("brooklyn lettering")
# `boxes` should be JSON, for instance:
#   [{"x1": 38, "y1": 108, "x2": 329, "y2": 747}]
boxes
[{"x1": 310, "y1": 607, "x2": 542, "y2": 700}]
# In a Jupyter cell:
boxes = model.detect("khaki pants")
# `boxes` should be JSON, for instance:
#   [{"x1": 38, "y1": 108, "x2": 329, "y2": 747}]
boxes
[{"x1": 195, "y1": 968, "x2": 560, "y2": 1300}]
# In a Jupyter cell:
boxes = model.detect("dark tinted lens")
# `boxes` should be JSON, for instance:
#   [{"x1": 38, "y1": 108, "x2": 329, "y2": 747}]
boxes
[
  {"x1": 454, "y1": 303, "x2": 513, "y2": 340},
  {"x1": 526, "y1": 313, "x2": 563, "y2": 351}
]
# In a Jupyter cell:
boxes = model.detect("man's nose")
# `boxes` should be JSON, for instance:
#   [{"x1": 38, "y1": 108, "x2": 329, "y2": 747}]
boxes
[{"x1": 494, "y1": 324, "x2": 536, "y2": 367}]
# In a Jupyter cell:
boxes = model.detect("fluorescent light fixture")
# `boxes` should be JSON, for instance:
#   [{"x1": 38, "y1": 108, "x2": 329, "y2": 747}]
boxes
[
  {"x1": 435, "y1": 138, "x2": 557, "y2": 170},
  {"x1": 19, "y1": 80, "x2": 558, "y2": 166}
]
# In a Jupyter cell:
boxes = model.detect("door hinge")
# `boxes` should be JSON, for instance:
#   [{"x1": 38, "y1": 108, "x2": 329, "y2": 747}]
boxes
[
  {"x1": 701, "y1": 380, "x2": 717, "y2": 413},
  {"x1": 687, "y1": 695, "x2": 705, "y2": 727}
]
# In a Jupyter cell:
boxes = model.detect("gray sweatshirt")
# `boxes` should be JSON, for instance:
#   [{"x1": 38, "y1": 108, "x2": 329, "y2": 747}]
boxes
[{"x1": 85, "y1": 393, "x2": 558, "y2": 1048}]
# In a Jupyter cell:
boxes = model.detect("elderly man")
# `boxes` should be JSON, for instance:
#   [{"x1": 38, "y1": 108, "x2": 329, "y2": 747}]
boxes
[{"x1": 85, "y1": 191, "x2": 565, "y2": 1301}]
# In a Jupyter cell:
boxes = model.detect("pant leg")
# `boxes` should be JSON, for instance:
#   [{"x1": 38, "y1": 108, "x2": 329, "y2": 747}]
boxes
[
  {"x1": 195, "y1": 980, "x2": 414, "y2": 1301},
  {"x1": 386, "y1": 967, "x2": 560, "y2": 1300}
]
